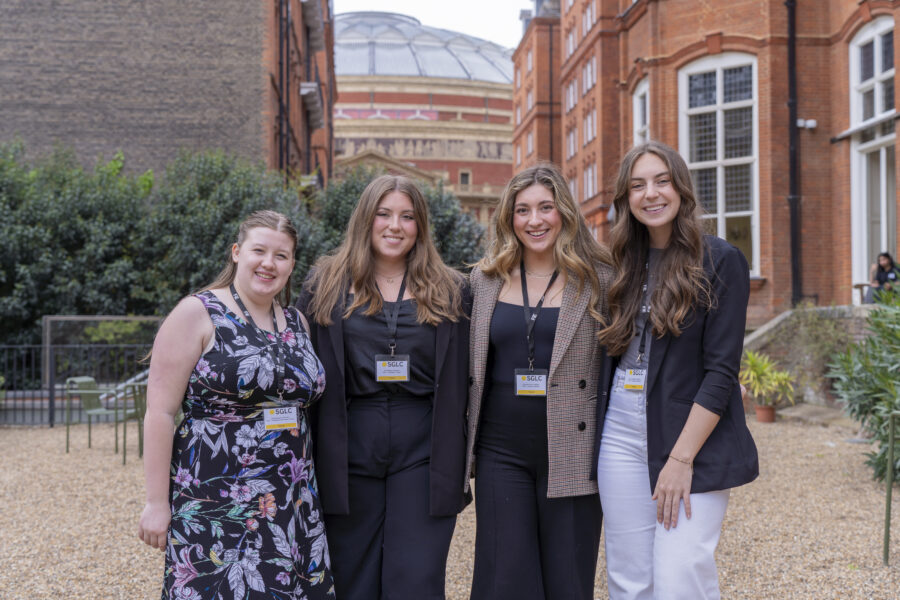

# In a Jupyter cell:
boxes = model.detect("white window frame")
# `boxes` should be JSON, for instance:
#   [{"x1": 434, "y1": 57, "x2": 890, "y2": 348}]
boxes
[
  {"x1": 678, "y1": 52, "x2": 760, "y2": 275},
  {"x1": 849, "y1": 16, "x2": 897, "y2": 290},
  {"x1": 527, "y1": 131, "x2": 534, "y2": 156},
  {"x1": 527, "y1": 90, "x2": 534, "y2": 111},
  {"x1": 527, "y1": 50, "x2": 533, "y2": 72},
  {"x1": 516, "y1": 104, "x2": 522, "y2": 125},
  {"x1": 516, "y1": 144, "x2": 521, "y2": 165},
  {"x1": 566, "y1": 128, "x2": 577, "y2": 159},
  {"x1": 583, "y1": 163, "x2": 597, "y2": 200},
  {"x1": 515, "y1": 67, "x2": 521, "y2": 89},
  {"x1": 633, "y1": 77, "x2": 650, "y2": 144}
]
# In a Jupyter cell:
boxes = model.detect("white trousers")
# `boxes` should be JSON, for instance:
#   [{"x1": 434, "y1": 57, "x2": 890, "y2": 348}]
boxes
[{"x1": 596, "y1": 369, "x2": 730, "y2": 600}]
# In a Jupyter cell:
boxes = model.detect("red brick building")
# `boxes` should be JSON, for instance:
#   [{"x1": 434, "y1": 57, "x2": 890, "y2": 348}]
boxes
[
  {"x1": 512, "y1": 0, "x2": 899, "y2": 325},
  {"x1": 332, "y1": 12, "x2": 514, "y2": 225}
]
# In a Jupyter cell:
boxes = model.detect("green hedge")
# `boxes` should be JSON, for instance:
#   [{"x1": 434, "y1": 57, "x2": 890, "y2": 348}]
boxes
[{"x1": 0, "y1": 144, "x2": 484, "y2": 344}]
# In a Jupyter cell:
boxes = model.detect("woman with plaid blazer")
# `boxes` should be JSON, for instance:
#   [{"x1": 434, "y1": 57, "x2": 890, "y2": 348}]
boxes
[{"x1": 465, "y1": 164, "x2": 613, "y2": 600}]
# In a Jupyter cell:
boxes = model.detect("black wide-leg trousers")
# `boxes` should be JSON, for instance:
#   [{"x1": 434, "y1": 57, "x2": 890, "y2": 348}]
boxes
[
  {"x1": 324, "y1": 396, "x2": 456, "y2": 600},
  {"x1": 470, "y1": 388, "x2": 602, "y2": 600}
]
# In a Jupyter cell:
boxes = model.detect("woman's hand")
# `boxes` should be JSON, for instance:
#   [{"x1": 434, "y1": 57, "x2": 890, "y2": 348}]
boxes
[
  {"x1": 652, "y1": 456, "x2": 693, "y2": 530},
  {"x1": 138, "y1": 501, "x2": 171, "y2": 551}
]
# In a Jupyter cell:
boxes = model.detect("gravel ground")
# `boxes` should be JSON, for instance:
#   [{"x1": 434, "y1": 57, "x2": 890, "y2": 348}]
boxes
[{"x1": 1, "y1": 417, "x2": 898, "y2": 599}]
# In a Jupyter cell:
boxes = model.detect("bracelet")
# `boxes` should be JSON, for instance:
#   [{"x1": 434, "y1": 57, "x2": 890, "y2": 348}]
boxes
[{"x1": 668, "y1": 454, "x2": 693, "y2": 472}]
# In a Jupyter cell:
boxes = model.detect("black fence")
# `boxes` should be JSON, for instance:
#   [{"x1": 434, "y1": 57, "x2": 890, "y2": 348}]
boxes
[{"x1": 0, "y1": 344, "x2": 150, "y2": 425}]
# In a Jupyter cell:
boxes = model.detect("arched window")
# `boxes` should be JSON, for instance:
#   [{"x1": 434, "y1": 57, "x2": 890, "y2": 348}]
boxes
[{"x1": 633, "y1": 77, "x2": 650, "y2": 145}]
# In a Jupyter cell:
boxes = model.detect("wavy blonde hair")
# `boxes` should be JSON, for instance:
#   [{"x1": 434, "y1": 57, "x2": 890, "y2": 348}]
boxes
[
  {"x1": 304, "y1": 174, "x2": 463, "y2": 326},
  {"x1": 597, "y1": 141, "x2": 712, "y2": 356},
  {"x1": 476, "y1": 163, "x2": 610, "y2": 323}
]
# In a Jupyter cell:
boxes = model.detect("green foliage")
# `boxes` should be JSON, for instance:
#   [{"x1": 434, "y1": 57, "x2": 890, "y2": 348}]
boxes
[
  {"x1": 828, "y1": 290, "x2": 900, "y2": 482},
  {"x1": 740, "y1": 350, "x2": 795, "y2": 407},
  {"x1": 0, "y1": 144, "x2": 150, "y2": 344},
  {"x1": 0, "y1": 145, "x2": 484, "y2": 344},
  {"x1": 131, "y1": 150, "x2": 327, "y2": 314}
]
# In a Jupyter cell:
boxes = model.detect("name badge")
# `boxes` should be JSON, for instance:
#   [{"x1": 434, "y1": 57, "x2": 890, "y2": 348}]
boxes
[
  {"x1": 514, "y1": 368, "x2": 549, "y2": 396},
  {"x1": 375, "y1": 354, "x2": 410, "y2": 382},
  {"x1": 263, "y1": 407, "x2": 299, "y2": 430},
  {"x1": 623, "y1": 368, "x2": 647, "y2": 391}
]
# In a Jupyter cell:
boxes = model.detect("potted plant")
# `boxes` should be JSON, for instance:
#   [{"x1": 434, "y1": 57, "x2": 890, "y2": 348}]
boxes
[{"x1": 740, "y1": 350, "x2": 795, "y2": 422}]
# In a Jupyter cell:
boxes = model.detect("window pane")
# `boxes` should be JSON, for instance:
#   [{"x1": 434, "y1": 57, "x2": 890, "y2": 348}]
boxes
[
  {"x1": 863, "y1": 89, "x2": 875, "y2": 120},
  {"x1": 689, "y1": 113, "x2": 717, "y2": 162},
  {"x1": 724, "y1": 164, "x2": 752, "y2": 212},
  {"x1": 883, "y1": 78, "x2": 895, "y2": 113},
  {"x1": 692, "y1": 168, "x2": 718, "y2": 214},
  {"x1": 724, "y1": 107, "x2": 753, "y2": 158},
  {"x1": 861, "y1": 40, "x2": 875, "y2": 82},
  {"x1": 882, "y1": 119, "x2": 896, "y2": 136},
  {"x1": 689, "y1": 71, "x2": 717, "y2": 108},
  {"x1": 725, "y1": 215, "x2": 753, "y2": 271},
  {"x1": 640, "y1": 93, "x2": 647, "y2": 127},
  {"x1": 883, "y1": 31, "x2": 894, "y2": 72},
  {"x1": 723, "y1": 65, "x2": 752, "y2": 103}
]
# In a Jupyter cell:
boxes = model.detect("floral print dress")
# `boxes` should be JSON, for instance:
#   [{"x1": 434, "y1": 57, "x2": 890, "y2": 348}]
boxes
[{"x1": 163, "y1": 292, "x2": 334, "y2": 600}]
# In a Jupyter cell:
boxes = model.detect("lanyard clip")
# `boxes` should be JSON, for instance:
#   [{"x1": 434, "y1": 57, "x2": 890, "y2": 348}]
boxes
[
  {"x1": 389, "y1": 342, "x2": 396, "y2": 357},
  {"x1": 528, "y1": 357, "x2": 535, "y2": 371}
]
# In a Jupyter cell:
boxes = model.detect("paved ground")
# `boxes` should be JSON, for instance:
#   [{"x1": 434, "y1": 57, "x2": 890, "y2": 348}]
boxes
[{"x1": 1, "y1": 407, "x2": 898, "y2": 599}]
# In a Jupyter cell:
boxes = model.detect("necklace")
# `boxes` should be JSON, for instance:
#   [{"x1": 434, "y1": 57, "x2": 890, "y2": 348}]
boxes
[
  {"x1": 375, "y1": 270, "x2": 406, "y2": 283},
  {"x1": 524, "y1": 268, "x2": 555, "y2": 278}
]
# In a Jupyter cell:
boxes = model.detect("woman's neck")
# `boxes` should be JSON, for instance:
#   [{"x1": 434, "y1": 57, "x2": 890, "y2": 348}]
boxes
[
  {"x1": 373, "y1": 256, "x2": 407, "y2": 277},
  {"x1": 521, "y1": 249, "x2": 556, "y2": 276},
  {"x1": 232, "y1": 280, "x2": 274, "y2": 312}
]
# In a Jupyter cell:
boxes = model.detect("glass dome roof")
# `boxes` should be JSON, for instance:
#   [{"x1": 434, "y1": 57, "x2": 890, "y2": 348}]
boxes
[{"x1": 334, "y1": 12, "x2": 514, "y2": 84}]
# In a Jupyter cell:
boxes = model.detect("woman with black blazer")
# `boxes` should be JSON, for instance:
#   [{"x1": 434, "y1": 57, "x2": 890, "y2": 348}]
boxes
[
  {"x1": 466, "y1": 163, "x2": 613, "y2": 600},
  {"x1": 296, "y1": 175, "x2": 470, "y2": 600},
  {"x1": 595, "y1": 141, "x2": 759, "y2": 600}
]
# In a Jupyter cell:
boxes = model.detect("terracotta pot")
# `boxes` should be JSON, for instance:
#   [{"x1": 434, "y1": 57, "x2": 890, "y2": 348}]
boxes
[{"x1": 754, "y1": 404, "x2": 776, "y2": 423}]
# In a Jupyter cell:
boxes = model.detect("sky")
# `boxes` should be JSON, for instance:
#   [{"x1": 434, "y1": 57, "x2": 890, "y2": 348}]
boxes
[{"x1": 332, "y1": 0, "x2": 535, "y2": 50}]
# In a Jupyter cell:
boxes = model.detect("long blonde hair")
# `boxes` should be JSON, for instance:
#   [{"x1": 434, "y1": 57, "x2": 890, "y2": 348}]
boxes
[
  {"x1": 304, "y1": 175, "x2": 464, "y2": 326},
  {"x1": 201, "y1": 210, "x2": 298, "y2": 306},
  {"x1": 597, "y1": 141, "x2": 712, "y2": 356},
  {"x1": 477, "y1": 163, "x2": 610, "y2": 323}
]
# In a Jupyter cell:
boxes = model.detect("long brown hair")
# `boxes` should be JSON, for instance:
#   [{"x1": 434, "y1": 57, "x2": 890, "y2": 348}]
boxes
[
  {"x1": 304, "y1": 174, "x2": 463, "y2": 326},
  {"x1": 201, "y1": 210, "x2": 299, "y2": 306},
  {"x1": 476, "y1": 163, "x2": 610, "y2": 323},
  {"x1": 597, "y1": 141, "x2": 712, "y2": 356}
]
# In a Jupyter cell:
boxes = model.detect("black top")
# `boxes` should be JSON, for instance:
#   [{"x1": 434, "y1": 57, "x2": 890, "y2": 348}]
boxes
[
  {"x1": 875, "y1": 266, "x2": 900, "y2": 287},
  {"x1": 485, "y1": 301, "x2": 559, "y2": 394},
  {"x1": 343, "y1": 297, "x2": 436, "y2": 398}
]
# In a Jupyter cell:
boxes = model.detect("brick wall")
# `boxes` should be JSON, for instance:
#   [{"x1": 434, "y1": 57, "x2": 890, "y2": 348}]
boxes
[{"x1": 0, "y1": 0, "x2": 267, "y2": 174}]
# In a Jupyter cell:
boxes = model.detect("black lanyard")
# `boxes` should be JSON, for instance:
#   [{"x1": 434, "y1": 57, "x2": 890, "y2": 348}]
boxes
[
  {"x1": 375, "y1": 270, "x2": 408, "y2": 357},
  {"x1": 637, "y1": 260, "x2": 651, "y2": 365},
  {"x1": 229, "y1": 284, "x2": 285, "y2": 396},
  {"x1": 520, "y1": 259, "x2": 559, "y2": 371}
]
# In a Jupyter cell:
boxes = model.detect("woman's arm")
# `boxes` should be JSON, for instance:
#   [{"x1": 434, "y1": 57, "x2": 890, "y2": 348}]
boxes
[
  {"x1": 137, "y1": 297, "x2": 212, "y2": 551},
  {"x1": 653, "y1": 241, "x2": 749, "y2": 529}
]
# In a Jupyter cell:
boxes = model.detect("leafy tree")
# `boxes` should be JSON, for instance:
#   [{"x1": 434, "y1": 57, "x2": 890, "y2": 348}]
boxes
[
  {"x1": 0, "y1": 144, "x2": 150, "y2": 344},
  {"x1": 828, "y1": 291, "x2": 900, "y2": 482},
  {"x1": 131, "y1": 150, "x2": 328, "y2": 315}
]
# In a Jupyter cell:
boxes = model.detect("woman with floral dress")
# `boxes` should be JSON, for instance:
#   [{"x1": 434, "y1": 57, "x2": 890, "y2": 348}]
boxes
[{"x1": 138, "y1": 210, "x2": 334, "y2": 600}]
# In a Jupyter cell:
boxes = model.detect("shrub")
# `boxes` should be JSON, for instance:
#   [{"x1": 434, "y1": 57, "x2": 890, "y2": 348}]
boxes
[{"x1": 828, "y1": 290, "x2": 900, "y2": 482}]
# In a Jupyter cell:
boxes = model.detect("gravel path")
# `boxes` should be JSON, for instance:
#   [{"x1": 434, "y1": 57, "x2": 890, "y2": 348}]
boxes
[{"x1": 1, "y1": 416, "x2": 898, "y2": 599}]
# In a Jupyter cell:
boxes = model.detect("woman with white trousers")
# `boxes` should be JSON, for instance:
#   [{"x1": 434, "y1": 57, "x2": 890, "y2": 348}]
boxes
[{"x1": 594, "y1": 141, "x2": 759, "y2": 599}]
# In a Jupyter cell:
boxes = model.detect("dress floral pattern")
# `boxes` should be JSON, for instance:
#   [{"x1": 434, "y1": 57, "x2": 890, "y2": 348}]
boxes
[{"x1": 162, "y1": 292, "x2": 334, "y2": 600}]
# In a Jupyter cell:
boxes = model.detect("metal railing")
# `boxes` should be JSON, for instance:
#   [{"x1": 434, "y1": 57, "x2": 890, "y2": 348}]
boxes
[{"x1": 0, "y1": 344, "x2": 150, "y2": 426}]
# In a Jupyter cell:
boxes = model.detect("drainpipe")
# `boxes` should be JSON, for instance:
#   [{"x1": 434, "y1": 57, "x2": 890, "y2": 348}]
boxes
[{"x1": 786, "y1": 0, "x2": 802, "y2": 305}]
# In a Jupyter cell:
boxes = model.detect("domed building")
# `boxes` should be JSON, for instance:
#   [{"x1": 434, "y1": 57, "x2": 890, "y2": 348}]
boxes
[{"x1": 333, "y1": 12, "x2": 514, "y2": 225}]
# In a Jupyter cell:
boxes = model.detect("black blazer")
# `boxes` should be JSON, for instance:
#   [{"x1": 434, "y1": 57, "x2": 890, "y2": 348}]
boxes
[
  {"x1": 592, "y1": 235, "x2": 759, "y2": 494},
  {"x1": 296, "y1": 279, "x2": 471, "y2": 517}
]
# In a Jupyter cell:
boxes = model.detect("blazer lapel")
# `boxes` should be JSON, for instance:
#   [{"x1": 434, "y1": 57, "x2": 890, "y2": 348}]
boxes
[
  {"x1": 328, "y1": 302, "x2": 345, "y2": 378},
  {"x1": 646, "y1": 333, "x2": 670, "y2": 396},
  {"x1": 548, "y1": 276, "x2": 587, "y2": 381},
  {"x1": 434, "y1": 319, "x2": 451, "y2": 384},
  {"x1": 471, "y1": 275, "x2": 502, "y2": 392}
]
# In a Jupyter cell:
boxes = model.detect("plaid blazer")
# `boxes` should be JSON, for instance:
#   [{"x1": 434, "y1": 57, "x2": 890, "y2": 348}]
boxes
[{"x1": 464, "y1": 262, "x2": 613, "y2": 498}]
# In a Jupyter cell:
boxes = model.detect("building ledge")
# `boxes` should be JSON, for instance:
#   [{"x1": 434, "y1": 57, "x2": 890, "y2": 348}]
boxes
[
  {"x1": 301, "y1": 0, "x2": 325, "y2": 52},
  {"x1": 749, "y1": 276, "x2": 766, "y2": 291},
  {"x1": 300, "y1": 81, "x2": 325, "y2": 130}
]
